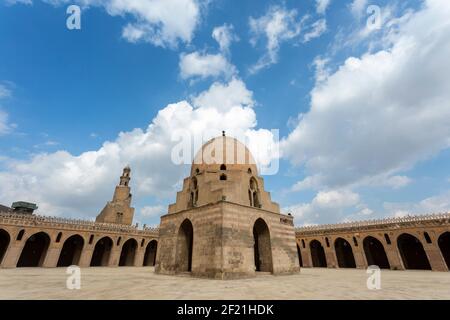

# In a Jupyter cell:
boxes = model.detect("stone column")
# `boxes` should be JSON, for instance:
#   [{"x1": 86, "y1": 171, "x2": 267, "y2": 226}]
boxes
[
  {"x1": 385, "y1": 244, "x2": 404, "y2": 270},
  {"x1": 134, "y1": 246, "x2": 145, "y2": 267},
  {"x1": 43, "y1": 242, "x2": 63, "y2": 267},
  {"x1": 424, "y1": 243, "x2": 448, "y2": 271},
  {"x1": 301, "y1": 248, "x2": 312, "y2": 267},
  {"x1": 78, "y1": 247, "x2": 94, "y2": 267},
  {"x1": 108, "y1": 245, "x2": 121, "y2": 267},
  {"x1": 1, "y1": 240, "x2": 26, "y2": 268},
  {"x1": 325, "y1": 246, "x2": 337, "y2": 268},
  {"x1": 352, "y1": 245, "x2": 367, "y2": 269}
]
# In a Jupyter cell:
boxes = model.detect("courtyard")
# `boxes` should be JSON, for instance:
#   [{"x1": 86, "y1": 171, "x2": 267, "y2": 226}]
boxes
[{"x1": 0, "y1": 267, "x2": 449, "y2": 300}]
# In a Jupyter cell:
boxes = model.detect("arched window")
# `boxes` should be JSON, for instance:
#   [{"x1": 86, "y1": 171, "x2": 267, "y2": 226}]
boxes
[
  {"x1": 141, "y1": 239, "x2": 145, "y2": 247},
  {"x1": 195, "y1": 168, "x2": 200, "y2": 174},
  {"x1": 220, "y1": 164, "x2": 226, "y2": 170},
  {"x1": 189, "y1": 177, "x2": 199, "y2": 208},
  {"x1": 301, "y1": 239, "x2": 305, "y2": 248},
  {"x1": 248, "y1": 168, "x2": 252, "y2": 174},
  {"x1": 353, "y1": 236, "x2": 358, "y2": 247},
  {"x1": 249, "y1": 177, "x2": 261, "y2": 208},
  {"x1": 384, "y1": 233, "x2": 391, "y2": 245},
  {"x1": 220, "y1": 174, "x2": 227, "y2": 181},
  {"x1": 325, "y1": 237, "x2": 330, "y2": 247},
  {"x1": 424, "y1": 232, "x2": 432, "y2": 244},
  {"x1": 89, "y1": 235, "x2": 94, "y2": 245},
  {"x1": 56, "y1": 232, "x2": 62, "y2": 243},
  {"x1": 16, "y1": 229, "x2": 25, "y2": 241},
  {"x1": 117, "y1": 237, "x2": 122, "y2": 246}
]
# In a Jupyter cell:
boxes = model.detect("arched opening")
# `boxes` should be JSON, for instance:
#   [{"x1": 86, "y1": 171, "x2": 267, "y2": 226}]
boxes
[
  {"x1": 0, "y1": 229, "x2": 11, "y2": 264},
  {"x1": 334, "y1": 238, "x2": 356, "y2": 268},
  {"x1": 90, "y1": 237, "x2": 113, "y2": 267},
  {"x1": 119, "y1": 238, "x2": 138, "y2": 266},
  {"x1": 438, "y1": 232, "x2": 450, "y2": 270},
  {"x1": 220, "y1": 174, "x2": 227, "y2": 181},
  {"x1": 56, "y1": 232, "x2": 62, "y2": 243},
  {"x1": 143, "y1": 240, "x2": 158, "y2": 266},
  {"x1": 424, "y1": 232, "x2": 432, "y2": 244},
  {"x1": 17, "y1": 232, "x2": 50, "y2": 267},
  {"x1": 189, "y1": 177, "x2": 198, "y2": 207},
  {"x1": 16, "y1": 229, "x2": 25, "y2": 241},
  {"x1": 249, "y1": 178, "x2": 260, "y2": 208},
  {"x1": 397, "y1": 233, "x2": 431, "y2": 270},
  {"x1": 253, "y1": 218, "x2": 273, "y2": 272},
  {"x1": 296, "y1": 243, "x2": 303, "y2": 267},
  {"x1": 310, "y1": 240, "x2": 327, "y2": 267},
  {"x1": 57, "y1": 234, "x2": 84, "y2": 267},
  {"x1": 176, "y1": 219, "x2": 194, "y2": 272},
  {"x1": 363, "y1": 236, "x2": 390, "y2": 269},
  {"x1": 220, "y1": 164, "x2": 226, "y2": 170}
]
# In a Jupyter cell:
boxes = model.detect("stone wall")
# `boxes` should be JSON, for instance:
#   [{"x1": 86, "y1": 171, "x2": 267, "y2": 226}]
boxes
[{"x1": 295, "y1": 213, "x2": 450, "y2": 272}]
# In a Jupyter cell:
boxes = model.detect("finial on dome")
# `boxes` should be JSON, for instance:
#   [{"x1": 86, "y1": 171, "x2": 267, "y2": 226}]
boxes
[{"x1": 222, "y1": 130, "x2": 225, "y2": 137}]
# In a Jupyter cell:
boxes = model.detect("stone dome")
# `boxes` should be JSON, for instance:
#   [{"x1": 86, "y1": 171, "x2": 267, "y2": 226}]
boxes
[{"x1": 191, "y1": 135, "x2": 258, "y2": 176}]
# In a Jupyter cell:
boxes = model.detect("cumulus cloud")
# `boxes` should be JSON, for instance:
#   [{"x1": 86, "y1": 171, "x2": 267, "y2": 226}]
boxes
[
  {"x1": 11, "y1": 0, "x2": 203, "y2": 48},
  {"x1": 303, "y1": 19, "x2": 327, "y2": 43},
  {"x1": 0, "y1": 78, "x2": 277, "y2": 220},
  {"x1": 249, "y1": 5, "x2": 303, "y2": 73},
  {"x1": 282, "y1": 0, "x2": 450, "y2": 192},
  {"x1": 284, "y1": 189, "x2": 369, "y2": 225},
  {"x1": 212, "y1": 24, "x2": 238, "y2": 53},
  {"x1": 179, "y1": 52, "x2": 236, "y2": 80}
]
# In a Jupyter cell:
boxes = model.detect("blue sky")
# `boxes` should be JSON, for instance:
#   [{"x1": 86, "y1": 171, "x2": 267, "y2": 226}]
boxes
[{"x1": 0, "y1": 0, "x2": 449, "y2": 227}]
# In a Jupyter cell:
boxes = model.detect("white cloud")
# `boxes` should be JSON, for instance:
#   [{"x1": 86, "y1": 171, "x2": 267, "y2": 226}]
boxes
[
  {"x1": 0, "y1": 78, "x2": 274, "y2": 220},
  {"x1": 316, "y1": 0, "x2": 331, "y2": 15},
  {"x1": 179, "y1": 51, "x2": 236, "y2": 80},
  {"x1": 191, "y1": 78, "x2": 253, "y2": 112},
  {"x1": 12, "y1": 0, "x2": 203, "y2": 48},
  {"x1": 349, "y1": 0, "x2": 368, "y2": 19},
  {"x1": 0, "y1": 84, "x2": 12, "y2": 135},
  {"x1": 284, "y1": 189, "x2": 362, "y2": 225},
  {"x1": 212, "y1": 24, "x2": 238, "y2": 53},
  {"x1": 384, "y1": 190, "x2": 450, "y2": 216},
  {"x1": 249, "y1": 5, "x2": 303, "y2": 73},
  {"x1": 0, "y1": 111, "x2": 11, "y2": 136},
  {"x1": 140, "y1": 205, "x2": 166, "y2": 217},
  {"x1": 283, "y1": 0, "x2": 450, "y2": 192},
  {"x1": 303, "y1": 19, "x2": 327, "y2": 43}
]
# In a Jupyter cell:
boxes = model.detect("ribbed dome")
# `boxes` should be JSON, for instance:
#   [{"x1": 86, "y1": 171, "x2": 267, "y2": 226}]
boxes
[{"x1": 191, "y1": 135, "x2": 258, "y2": 175}]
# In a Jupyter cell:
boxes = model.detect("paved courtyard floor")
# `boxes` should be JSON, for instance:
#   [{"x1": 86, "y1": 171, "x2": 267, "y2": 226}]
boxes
[{"x1": 0, "y1": 267, "x2": 449, "y2": 300}]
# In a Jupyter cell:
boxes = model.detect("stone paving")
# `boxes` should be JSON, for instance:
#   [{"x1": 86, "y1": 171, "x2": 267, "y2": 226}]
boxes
[{"x1": 0, "y1": 267, "x2": 449, "y2": 300}]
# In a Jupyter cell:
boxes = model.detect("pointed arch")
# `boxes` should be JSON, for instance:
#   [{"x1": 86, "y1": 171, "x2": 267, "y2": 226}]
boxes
[
  {"x1": 57, "y1": 234, "x2": 84, "y2": 267},
  {"x1": 176, "y1": 219, "x2": 194, "y2": 272},
  {"x1": 397, "y1": 233, "x2": 431, "y2": 270},
  {"x1": 363, "y1": 236, "x2": 390, "y2": 269},
  {"x1": 143, "y1": 240, "x2": 158, "y2": 266},
  {"x1": 17, "y1": 232, "x2": 51, "y2": 267},
  {"x1": 0, "y1": 229, "x2": 10, "y2": 265},
  {"x1": 253, "y1": 218, "x2": 273, "y2": 272},
  {"x1": 119, "y1": 238, "x2": 138, "y2": 266},
  {"x1": 310, "y1": 240, "x2": 327, "y2": 267},
  {"x1": 334, "y1": 238, "x2": 356, "y2": 268},
  {"x1": 90, "y1": 236, "x2": 113, "y2": 267},
  {"x1": 438, "y1": 232, "x2": 450, "y2": 270}
]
